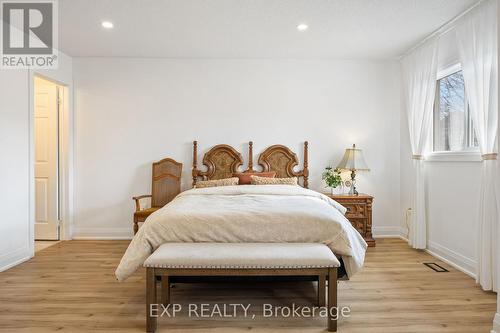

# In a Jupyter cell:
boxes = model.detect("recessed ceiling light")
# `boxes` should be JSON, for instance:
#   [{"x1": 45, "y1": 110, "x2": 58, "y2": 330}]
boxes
[
  {"x1": 297, "y1": 23, "x2": 308, "y2": 31},
  {"x1": 101, "y1": 21, "x2": 114, "y2": 29}
]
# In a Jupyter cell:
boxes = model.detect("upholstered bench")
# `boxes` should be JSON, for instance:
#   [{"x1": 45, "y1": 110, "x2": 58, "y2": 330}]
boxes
[{"x1": 144, "y1": 243, "x2": 340, "y2": 332}]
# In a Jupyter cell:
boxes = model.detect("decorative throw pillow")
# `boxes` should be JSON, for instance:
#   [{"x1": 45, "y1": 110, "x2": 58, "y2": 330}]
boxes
[
  {"x1": 233, "y1": 172, "x2": 276, "y2": 185},
  {"x1": 195, "y1": 177, "x2": 239, "y2": 188},
  {"x1": 250, "y1": 175, "x2": 298, "y2": 186}
]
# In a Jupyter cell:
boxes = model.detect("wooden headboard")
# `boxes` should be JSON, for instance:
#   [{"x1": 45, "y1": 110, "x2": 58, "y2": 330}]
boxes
[
  {"x1": 192, "y1": 141, "x2": 309, "y2": 188},
  {"x1": 257, "y1": 142, "x2": 309, "y2": 188},
  {"x1": 192, "y1": 141, "x2": 244, "y2": 186}
]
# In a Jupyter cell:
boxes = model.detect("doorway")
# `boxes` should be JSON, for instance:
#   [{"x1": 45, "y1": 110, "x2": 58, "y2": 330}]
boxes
[{"x1": 33, "y1": 76, "x2": 65, "y2": 242}]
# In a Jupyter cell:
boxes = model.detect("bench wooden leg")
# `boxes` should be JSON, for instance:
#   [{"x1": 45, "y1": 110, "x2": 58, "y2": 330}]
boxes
[
  {"x1": 318, "y1": 273, "x2": 326, "y2": 307},
  {"x1": 146, "y1": 268, "x2": 157, "y2": 333},
  {"x1": 328, "y1": 267, "x2": 338, "y2": 332},
  {"x1": 161, "y1": 275, "x2": 170, "y2": 306}
]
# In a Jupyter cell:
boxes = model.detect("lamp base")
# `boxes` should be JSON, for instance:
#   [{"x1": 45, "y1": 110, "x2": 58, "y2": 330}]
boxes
[
  {"x1": 348, "y1": 186, "x2": 359, "y2": 196},
  {"x1": 349, "y1": 170, "x2": 359, "y2": 196}
]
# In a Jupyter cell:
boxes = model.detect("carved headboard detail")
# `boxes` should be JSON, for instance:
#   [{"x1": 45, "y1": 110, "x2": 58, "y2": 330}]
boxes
[
  {"x1": 245, "y1": 141, "x2": 256, "y2": 173},
  {"x1": 258, "y1": 142, "x2": 309, "y2": 188},
  {"x1": 192, "y1": 141, "x2": 244, "y2": 187},
  {"x1": 192, "y1": 141, "x2": 309, "y2": 188}
]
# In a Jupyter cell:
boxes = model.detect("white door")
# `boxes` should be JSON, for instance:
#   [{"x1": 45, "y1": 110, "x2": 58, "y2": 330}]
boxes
[{"x1": 34, "y1": 80, "x2": 60, "y2": 240}]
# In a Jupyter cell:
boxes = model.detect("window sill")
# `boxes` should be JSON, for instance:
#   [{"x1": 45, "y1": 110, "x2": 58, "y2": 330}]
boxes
[{"x1": 425, "y1": 151, "x2": 482, "y2": 162}]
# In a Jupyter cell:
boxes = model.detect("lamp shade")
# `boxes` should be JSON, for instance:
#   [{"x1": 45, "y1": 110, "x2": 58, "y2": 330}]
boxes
[{"x1": 336, "y1": 144, "x2": 370, "y2": 171}]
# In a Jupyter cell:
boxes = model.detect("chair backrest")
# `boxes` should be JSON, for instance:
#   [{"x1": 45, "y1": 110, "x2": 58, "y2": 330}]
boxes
[{"x1": 151, "y1": 158, "x2": 182, "y2": 208}]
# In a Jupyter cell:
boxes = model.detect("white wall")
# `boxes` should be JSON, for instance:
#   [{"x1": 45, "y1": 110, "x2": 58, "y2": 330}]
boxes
[
  {"x1": 73, "y1": 58, "x2": 401, "y2": 239},
  {"x1": 400, "y1": 110, "x2": 481, "y2": 276},
  {"x1": 0, "y1": 52, "x2": 73, "y2": 271},
  {"x1": 400, "y1": 29, "x2": 482, "y2": 277},
  {"x1": 496, "y1": 2, "x2": 500, "y2": 328}
]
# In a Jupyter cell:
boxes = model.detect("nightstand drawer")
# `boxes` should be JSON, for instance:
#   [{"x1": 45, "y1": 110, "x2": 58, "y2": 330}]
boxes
[
  {"x1": 344, "y1": 204, "x2": 366, "y2": 219},
  {"x1": 325, "y1": 193, "x2": 375, "y2": 247},
  {"x1": 349, "y1": 218, "x2": 366, "y2": 235}
]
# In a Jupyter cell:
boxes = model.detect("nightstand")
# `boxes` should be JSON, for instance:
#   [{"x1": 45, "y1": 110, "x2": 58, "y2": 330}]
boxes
[{"x1": 325, "y1": 193, "x2": 375, "y2": 247}]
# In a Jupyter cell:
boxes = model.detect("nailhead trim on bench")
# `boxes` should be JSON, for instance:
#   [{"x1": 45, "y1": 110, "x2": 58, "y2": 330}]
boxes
[{"x1": 143, "y1": 264, "x2": 339, "y2": 269}]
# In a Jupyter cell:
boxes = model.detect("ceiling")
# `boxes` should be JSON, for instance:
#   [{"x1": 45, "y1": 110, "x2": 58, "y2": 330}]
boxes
[{"x1": 59, "y1": 0, "x2": 478, "y2": 59}]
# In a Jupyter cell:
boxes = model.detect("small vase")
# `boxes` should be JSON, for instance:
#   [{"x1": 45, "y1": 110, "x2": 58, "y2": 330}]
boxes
[{"x1": 329, "y1": 186, "x2": 345, "y2": 195}]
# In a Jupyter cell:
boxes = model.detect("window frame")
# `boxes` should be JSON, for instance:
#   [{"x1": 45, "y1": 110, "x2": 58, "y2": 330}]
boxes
[{"x1": 426, "y1": 63, "x2": 480, "y2": 162}]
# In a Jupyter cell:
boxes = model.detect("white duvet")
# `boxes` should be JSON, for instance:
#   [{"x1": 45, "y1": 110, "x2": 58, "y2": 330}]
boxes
[{"x1": 115, "y1": 185, "x2": 367, "y2": 281}]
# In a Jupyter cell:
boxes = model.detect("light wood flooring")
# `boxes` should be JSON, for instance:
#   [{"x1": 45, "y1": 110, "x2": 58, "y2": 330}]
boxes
[{"x1": 0, "y1": 238, "x2": 496, "y2": 333}]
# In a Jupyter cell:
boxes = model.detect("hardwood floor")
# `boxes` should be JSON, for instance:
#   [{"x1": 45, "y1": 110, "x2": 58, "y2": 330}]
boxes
[{"x1": 0, "y1": 238, "x2": 496, "y2": 332}]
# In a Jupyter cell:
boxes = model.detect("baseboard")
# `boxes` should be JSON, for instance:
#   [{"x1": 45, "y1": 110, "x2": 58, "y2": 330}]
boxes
[
  {"x1": 492, "y1": 313, "x2": 500, "y2": 333},
  {"x1": 426, "y1": 241, "x2": 476, "y2": 279},
  {"x1": 374, "y1": 228, "x2": 477, "y2": 279},
  {"x1": 72, "y1": 227, "x2": 133, "y2": 240},
  {"x1": 0, "y1": 247, "x2": 32, "y2": 272},
  {"x1": 373, "y1": 226, "x2": 406, "y2": 238}
]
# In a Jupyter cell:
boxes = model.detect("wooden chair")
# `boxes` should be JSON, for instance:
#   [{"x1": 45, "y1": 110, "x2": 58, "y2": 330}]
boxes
[{"x1": 133, "y1": 158, "x2": 182, "y2": 234}]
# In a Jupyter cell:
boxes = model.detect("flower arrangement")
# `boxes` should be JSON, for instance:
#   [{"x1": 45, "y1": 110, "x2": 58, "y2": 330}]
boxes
[{"x1": 322, "y1": 167, "x2": 343, "y2": 193}]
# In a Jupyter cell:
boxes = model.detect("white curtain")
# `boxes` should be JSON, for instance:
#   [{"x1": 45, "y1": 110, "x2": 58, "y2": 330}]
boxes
[
  {"x1": 401, "y1": 38, "x2": 439, "y2": 249},
  {"x1": 456, "y1": 0, "x2": 498, "y2": 292}
]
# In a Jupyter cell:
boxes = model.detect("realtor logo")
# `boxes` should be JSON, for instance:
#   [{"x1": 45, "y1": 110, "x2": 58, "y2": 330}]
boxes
[{"x1": 1, "y1": 0, "x2": 58, "y2": 69}]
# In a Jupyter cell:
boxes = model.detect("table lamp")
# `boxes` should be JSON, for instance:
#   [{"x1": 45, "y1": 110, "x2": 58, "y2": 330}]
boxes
[{"x1": 336, "y1": 144, "x2": 370, "y2": 195}]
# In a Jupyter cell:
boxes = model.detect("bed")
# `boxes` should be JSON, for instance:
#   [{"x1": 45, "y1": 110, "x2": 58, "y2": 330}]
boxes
[{"x1": 115, "y1": 141, "x2": 367, "y2": 282}]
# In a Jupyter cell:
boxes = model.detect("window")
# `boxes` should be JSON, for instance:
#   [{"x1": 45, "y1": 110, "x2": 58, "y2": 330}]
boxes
[{"x1": 433, "y1": 69, "x2": 478, "y2": 152}]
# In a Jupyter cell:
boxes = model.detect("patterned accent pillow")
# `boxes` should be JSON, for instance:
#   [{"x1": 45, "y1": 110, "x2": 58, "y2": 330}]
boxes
[
  {"x1": 250, "y1": 175, "x2": 298, "y2": 186},
  {"x1": 233, "y1": 172, "x2": 276, "y2": 185},
  {"x1": 195, "y1": 177, "x2": 239, "y2": 188}
]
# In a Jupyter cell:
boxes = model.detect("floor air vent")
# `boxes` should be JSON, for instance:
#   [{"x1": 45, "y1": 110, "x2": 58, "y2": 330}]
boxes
[{"x1": 423, "y1": 262, "x2": 449, "y2": 272}]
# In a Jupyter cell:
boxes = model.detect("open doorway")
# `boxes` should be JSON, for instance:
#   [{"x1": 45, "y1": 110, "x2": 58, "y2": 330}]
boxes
[{"x1": 33, "y1": 76, "x2": 67, "y2": 251}]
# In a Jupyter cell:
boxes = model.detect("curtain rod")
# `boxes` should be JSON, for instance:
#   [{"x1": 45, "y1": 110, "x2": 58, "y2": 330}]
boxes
[{"x1": 399, "y1": 0, "x2": 486, "y2": 59}]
